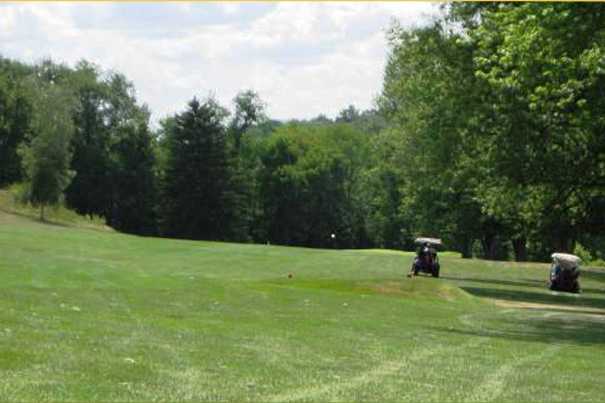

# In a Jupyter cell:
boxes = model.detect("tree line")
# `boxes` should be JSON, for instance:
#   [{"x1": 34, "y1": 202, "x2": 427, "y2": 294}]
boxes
[
  {"x1": 1, "y1": 2, "x2": 603, "y2": 262},
  {"x1": 378, "y1": 2, "x2": 605, "y2": 261}
]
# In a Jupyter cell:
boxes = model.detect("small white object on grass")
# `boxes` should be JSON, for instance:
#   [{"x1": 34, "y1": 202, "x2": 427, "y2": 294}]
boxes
[{"x1": 124, "y1": 358, "x2": 136, "y2": 364}]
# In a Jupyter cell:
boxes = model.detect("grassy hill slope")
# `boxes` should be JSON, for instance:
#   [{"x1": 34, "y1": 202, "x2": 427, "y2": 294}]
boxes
[{"x1": 1, "y1": 206, "x2": 604, "y2": 402}]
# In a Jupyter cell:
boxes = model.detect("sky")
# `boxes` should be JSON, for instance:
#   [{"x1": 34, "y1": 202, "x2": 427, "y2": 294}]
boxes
[{"x1": 0, "y1": 2, "x2": 439, "y2": 124}]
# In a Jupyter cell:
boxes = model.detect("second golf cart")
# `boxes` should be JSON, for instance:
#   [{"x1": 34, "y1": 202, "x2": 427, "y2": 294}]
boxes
[{"x1": 549, "y1": 252, "x2": 581, "y2": 293}]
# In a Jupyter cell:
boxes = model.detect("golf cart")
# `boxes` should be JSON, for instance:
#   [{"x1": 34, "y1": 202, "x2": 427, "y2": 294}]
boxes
[
  {"x1": 409, "y1": 237, "x2": 442, "y2": 278},
  {"x1": 549, "y1": 253, "x2": 581, "y2": 293}
]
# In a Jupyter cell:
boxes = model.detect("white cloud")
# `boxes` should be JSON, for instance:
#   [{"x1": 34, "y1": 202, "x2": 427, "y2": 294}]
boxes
[
  {"x1": 220, "y1": 3, "x2": 241, "y2": 15},
  {"x1": 0, "y1": 1, "x2": 439, "y2": 124}
]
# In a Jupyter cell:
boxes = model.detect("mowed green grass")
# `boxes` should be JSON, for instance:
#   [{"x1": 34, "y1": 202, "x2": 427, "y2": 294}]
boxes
[{"x1": 1, "y1": 210, "x2": 605, "y2": 402}]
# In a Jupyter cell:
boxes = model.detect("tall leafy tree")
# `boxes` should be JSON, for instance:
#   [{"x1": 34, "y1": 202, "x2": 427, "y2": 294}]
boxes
[
  {"x1": 336, "y1": 105, "x2": 360, "y2": 123},
  {"x1": 378, "y1": 3, "x2": 605, "y2": 259},
  {"x1": 258, "y1": 123, "x2": 370, "y2": 248},
  {"x1": 379, "y1": 22, "x2": 492, "y2": 258},
  {"x1": 61, "y1": 61, "x2": 156, "y2": 234},
  {"x1": 226, "y1": 90, "x2": 267, "y2": 241},
  {"x1": 0, "y1": 57, "x2": 33, "y2": 186},
  {"x1": 64, "y1": 61, "x2": 112, "y2": 218},
  {"x1": 19, "y1": 81, "x2": 75, "y2": 221},
  {"x1": 469, "y1": 3, "x2": 605, "y2": 253},
  {"x1": 229, "y1": 90, "x2": 266, "y2": 153}
]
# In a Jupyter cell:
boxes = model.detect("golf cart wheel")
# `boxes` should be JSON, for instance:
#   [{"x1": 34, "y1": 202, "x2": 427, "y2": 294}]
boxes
[{"x1": 432, "y1": 264, "x2": 440, "y2": 278}]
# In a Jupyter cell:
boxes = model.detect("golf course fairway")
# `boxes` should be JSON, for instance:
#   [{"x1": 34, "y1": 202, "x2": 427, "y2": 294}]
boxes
[{"x1": 1, "y1": 208, "x2": 604, "y2": 402}]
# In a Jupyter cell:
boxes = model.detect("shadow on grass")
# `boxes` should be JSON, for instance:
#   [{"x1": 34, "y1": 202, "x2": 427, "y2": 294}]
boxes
[
  {"x1": 583, "y1": 268, "x2": 605, "y2": 284},
  {"x1": 441, "y1": 275, "x2": 545, "y2": 289},
  {"x1": 442, "y1": 274, "x2": 604, "y2": 295},
  {"x1": 431, "y1": 314, "x2": 605, "y2": 346},
  {"x1": 0, "y1": 206, "x2": 69, "y2": 228},
  {"x1": 433, "y1": 285, "x2": 605, "y2": 346},
  {"x1": 463, "y1": 286, "x2": 605, "y2": 310},
  {"x1": 579, "y1": 287, "x2": 605, "y2": 295}
]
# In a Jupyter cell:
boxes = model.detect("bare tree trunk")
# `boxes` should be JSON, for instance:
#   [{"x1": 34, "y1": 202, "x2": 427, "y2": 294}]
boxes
[
  {"x1": 512, "y1": 237, "x2": 527, "y2": 262},
  {"x1": 553, "y1": 226, "x2": 574, "y2": 253},
  {"x1": 482, "y1": 235, "x2": 497, "y2": 260},
  {"x1": 460, "y1": 237, "x2": 473, "y2": 258}
]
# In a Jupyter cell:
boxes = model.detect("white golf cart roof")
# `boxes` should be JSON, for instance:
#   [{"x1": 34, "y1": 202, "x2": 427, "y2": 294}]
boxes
[
  {"x1": 415, "y1": 237, "x2": 442, "y2": 246},
  {"x1": 551, "y1": 253, "x2": 581, "y2": 270}
]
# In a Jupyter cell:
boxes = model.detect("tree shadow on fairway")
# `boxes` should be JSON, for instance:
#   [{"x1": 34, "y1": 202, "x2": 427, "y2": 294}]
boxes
[
  {"x1": 577, "y1": 286, "x2": 605, "y2": 295},
  {"x1": 432, "y1": 287, "x2": 605, "y2": 346},
  {"x1": 462, "y1": 287, "x2": 605, "y2": 310},
  {"x1": 0, "y1": 207, "x2": 71, "y2": 228},
  {"x1": 442, "y1": 274, "x2": 605, "y2": 296},
  {"x1": 583, "y1": 268, "x2": 605, "y2": 284},
  {"x1": 431, "y1": 314, "x2": 605, "y2": 346},
  {"x1": 441, "y1": 276, "x2": 545, "y2": 289}
]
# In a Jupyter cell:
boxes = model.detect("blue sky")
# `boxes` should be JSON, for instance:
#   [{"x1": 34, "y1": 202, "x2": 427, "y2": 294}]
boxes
[{"x1": 0, "y1": 2, "x2": 438, "y2": 124}]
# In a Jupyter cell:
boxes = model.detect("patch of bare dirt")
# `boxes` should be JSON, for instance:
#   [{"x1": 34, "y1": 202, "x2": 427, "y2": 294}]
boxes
[{"x1": 369, "y1": 281, "x2": 403, "y2": 295}]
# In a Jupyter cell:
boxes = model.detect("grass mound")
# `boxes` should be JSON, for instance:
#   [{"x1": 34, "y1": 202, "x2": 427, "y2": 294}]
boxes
[
  {"x1": 0, "y1": 186, "x2": 108, "y2": 231},
  {"x1": 263, "y1": 276, "x2": 472, "y2": 304}
]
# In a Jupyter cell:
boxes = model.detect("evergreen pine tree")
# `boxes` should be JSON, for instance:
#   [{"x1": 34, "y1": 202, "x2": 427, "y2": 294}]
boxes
[
  {"x1": 162, "y1": 97, "x2": 232, "y2": 240},
  {"x1": 109, "y1": 122, "x2": 158, "y2": 235}
]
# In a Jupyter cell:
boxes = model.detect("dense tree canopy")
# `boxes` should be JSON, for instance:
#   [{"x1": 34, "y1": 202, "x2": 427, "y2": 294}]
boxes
[
  {"x1": 1, "y1": 2, "x2": 604, "y2": 262},
  {"x1": 258, "y1": 123, "x2": 371, "y2": 248},
  {"x1": 0, "y1": 59, "x2": 156, "y2": 234},
  {"x1": 0, "y1": 58, "x2": 32, "y2": 187},
  {"x1": 470, "y1": 3, "x2": 605, "y2": 254},
  {"x1": 379, "y1": 2, "x2": 605, "y2": 260}
]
